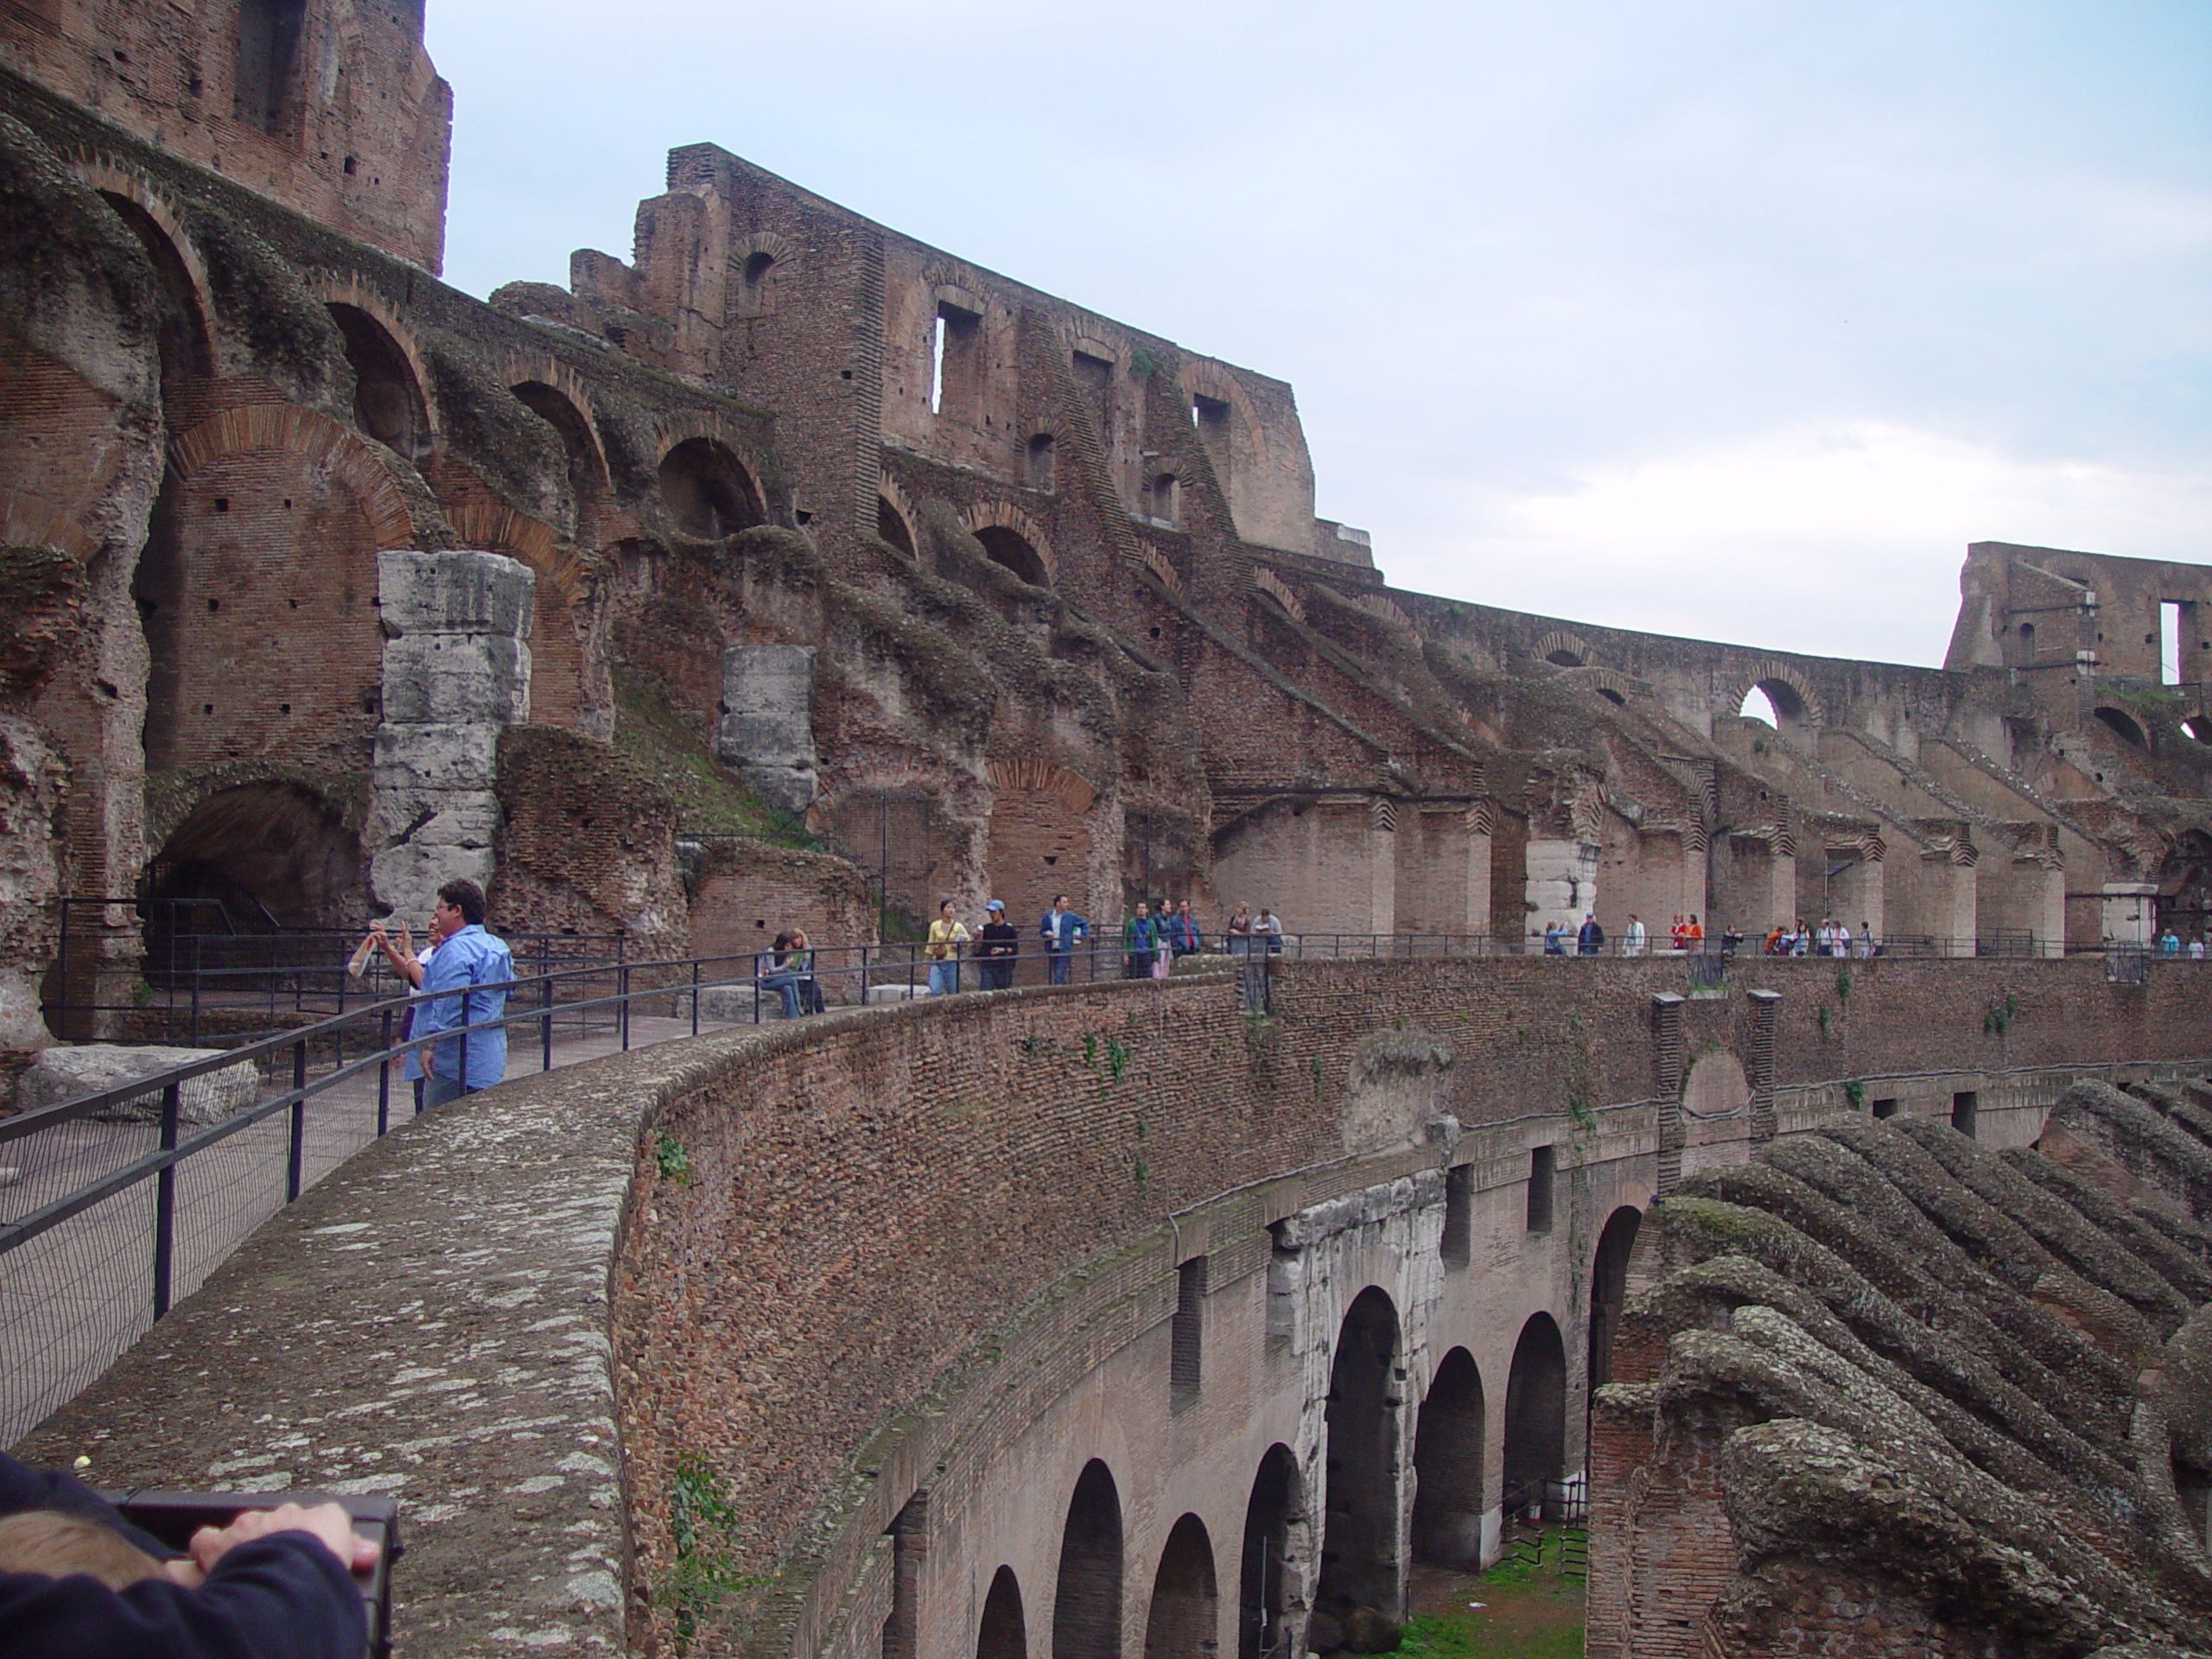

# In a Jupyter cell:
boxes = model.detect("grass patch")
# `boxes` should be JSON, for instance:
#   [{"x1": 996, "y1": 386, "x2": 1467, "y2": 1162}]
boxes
[
  {"x1": 612, "y1": 668, "x2": 808, "y2": 842},
  {"x1": 1400, "y1": 1544, "x2": 1585, "y2": 1659}
]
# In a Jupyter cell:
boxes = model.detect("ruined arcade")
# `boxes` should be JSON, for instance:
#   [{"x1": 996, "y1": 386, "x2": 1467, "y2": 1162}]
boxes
[{"x1": 2, "y1": 4, "x2": 2210, "y2": 1658}]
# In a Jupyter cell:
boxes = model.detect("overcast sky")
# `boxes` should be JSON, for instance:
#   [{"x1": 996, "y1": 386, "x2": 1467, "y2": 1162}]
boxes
[{"x1": 426, "y1": 1, "x2": 2209, "y2": 671}]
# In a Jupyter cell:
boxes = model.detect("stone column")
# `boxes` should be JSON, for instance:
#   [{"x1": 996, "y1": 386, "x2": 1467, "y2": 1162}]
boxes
[
  {"x1": 367, "y1": 551, "x2": 534, "y2": 923},
  {"x1": 718, "y1": 645, "x2": 818, "y2": 817},
  {"x1": 1525, "y1": 839, "x2": 1599, "y2": 949}
]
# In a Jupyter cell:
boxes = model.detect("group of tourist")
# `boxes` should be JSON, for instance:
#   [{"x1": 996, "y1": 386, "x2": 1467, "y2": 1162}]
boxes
[
  {"x1": 756, "y1": 929, "x2": 827, "y2": 1017},
  {"x1": 921, "y1": 894, "x2": 1287, "y2": 991},
  {"x1": 2158, "y1": 929, "x2": 2208, "y2": 960},
  {"x1": 1542, "y1": 912, "x2": 1707, "y2": 956},
  {"x1": 1761, "y1": 918, "x2": 1875, "y2": 957}
]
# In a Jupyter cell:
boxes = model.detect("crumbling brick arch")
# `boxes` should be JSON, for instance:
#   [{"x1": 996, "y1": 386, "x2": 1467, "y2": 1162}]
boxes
[
  {"x1": 0, "y1": 493, "x2": 99, "y2": 563},
  {"x1": 435, "y1": 497, "x2": 588, "y2": 730},
  {"x1": 1252, "y1": 569, "x2": 1306, "y2": 624},
  {"x1": 1531, "y1": 630, "x2": 1595, "y2": 669},
  {"x1": 67, "y1": 161, "x2": 215, "y2": 383},
  {"x1": 1587, "y1": 1206, "x2": 1643, "y2": 1392},
  {"x1": 729, "y1": 230, "x2": 799, "y2": 319},
  {"x1": 962, "y1": 502, "x2": 1056, "y2": 588},
  {"x1": 144, "y1": 406, "x2": 419, "y2": 774},
  {"x1": 1179, "y1": 358, "x2": 1270, "y2": 480},
  {"x1": 1584, "y1": 669, "x2": 1634, "y2": 707},
  {"x1": 1723, "y1": 661, "x2": 1827, "y2": 731},
  {"x1": 655, "y1": 431, "x2": 766, "y2": 540},
  {"x1": 987, "y1": 760, "x2": 1098, "y2": 943},
  {"x1": 143, "y1": 773, "x2": 365, "y2": 946},
  {"x1": 312, "y1": 283, "x2": 437, "y2": 461},
  {"x1": 875, "y1": 472, "x2": 919, "y2": 558},
  {"x1": 504, "y1": 366, "x2": 610, "y2": 500}
]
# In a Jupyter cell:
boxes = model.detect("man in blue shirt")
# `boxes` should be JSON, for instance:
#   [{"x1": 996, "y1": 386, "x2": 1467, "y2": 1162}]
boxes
[
  {"x1": 413, "y1": 878, "x2": 513, "y2": 1109},
  {"x1": 1039, "y1": 893, "x2": 1088, "y2": 986}
]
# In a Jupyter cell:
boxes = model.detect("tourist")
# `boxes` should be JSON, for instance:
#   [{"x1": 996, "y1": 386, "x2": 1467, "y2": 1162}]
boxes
[
  {"x1": 975, "y1": 900, "x2": 1020, "y2": 990},
  {"x1": 368, "y1": 912, "x2": 434, "y2": 1110},
  {"x1": 1123, "y1": 901, "x2": 1157, "y2": 980},
  {"x1": 1669, "y1": 915, "x2": 1687, "y2": 951},
  {"x1": 925, "y1": 899, "x2": 969, "y2": 995},
  {"x1": 1856, "y1": 920, "x2": 1875, "y2": 958},
  {"x1": 0, "y1": 1450, "x2": 380, "y2": 1658},
  {"x1": 1224, "y1": 903, "x2": 1254, "y2": 957},
  {"x1": 758, "y1": 931, "x2": 804, "y2": 1019},
  {"x1": 2160, "y1": 927, "x2": 2182, "y2": 958},
  {"x1": 1686, "y1": 914, "x2": 1704, "y2": 950},
  {"x1": 1153, "y1": 901, "x2": 1175, "y2": 978},
  {"x1": 2194, "y1": 937, "x2": 2206, "y2": 963},
  {"x1": 1624, "y1": 914, "x2": 1646, "y2": 957},
  {"x1": 787, "y1": 928, "x2": 826, "y2": 1013},
  {"x1": 1577, "y1": 912, "x2": 1605, "y2": 957},
  {"x1": 412, "y1": 878, "x2": 512, "y2": 1109},
  {"x1": 1255, "y1": 907, "x2": 1283, "y2": 954},
  {"x1": 1543, "y1": 919, "x2": 1567, "y2": 956},
  {"x1": 1764, "y1": 923, "x2": 1786, "y2": 956},
  {"x1": 1165, "y1": 899, "x2": 1202, "y2": 958},
  {"x1": 1039, "y1": 893, "x2": 1088, "y2": 986}
]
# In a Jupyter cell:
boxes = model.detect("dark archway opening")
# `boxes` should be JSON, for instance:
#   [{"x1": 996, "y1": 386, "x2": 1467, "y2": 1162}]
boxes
[
  {"x1": 1027, "y1": 433, "x2": 1058, "y2": 492},
  {"x1": 1318, "y1": 1286, "x2": 1402, "y2": 1619},
  {"x1": 327, "y1": 304, "x2": 429, "y2": 458},
  {"x1": 976, "y1": 525, "x2": 1048, "y2": 588},
  {"x1": 1501, "y1": 1313, "x2": 1567, "y2": 1512},
  {"x1": 1587, "y1": 1208, "x2": 1643, "y2": 1398},
  {"x1": 1411, "y1": 1347, "x2": 1486, "y2": 1570},
  {"x1": 141, "y1": 783, "x2": 362, "y2": 973},
  {"x1": 1144, "y1": 1514, "x2": 1218, "y2": 1659},
  {"x1": 876, "y1": 495, "x2": 916, "y2": 558},
  {"x1": 511, "y1": 382, "x2": 605, "y2": 501},
  {"x1": 1544, "y1": 650, "x2": 1584, "y2": 668},
  {"x1": 978, "y1": 1565, "x2": 1027, "y2": 1659},
  {"x1": 659, "y1": 437, "x2": 764, "y2": 539},
  {"x1": 99, "y1": 194, "x2": 209, "y2": 406},
  {"x1": 2094, "y1": 706, "x2": 2148, "y2": 749},
  {"x1": 1237, "y1": 1446, "x2": 1301, "y2": 1659},
  {"x1": 1053, "y1": 1460, "x2": 1123, "y2": 1659}
]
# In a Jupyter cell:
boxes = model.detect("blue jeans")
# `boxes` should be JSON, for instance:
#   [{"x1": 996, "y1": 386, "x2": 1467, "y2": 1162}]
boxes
[
  {"x1": 422, "y1": 1072, "x2": 472, "y2": 1110},
  {"x1": 1048, "y1": 950, "x2": 1071, "y2": 986},
  {"x1": 929, "y1": 961, "x2": 960, "y2": 995},
  {"x1": 762, "y1": 974, "x2": 802, "y2": 1019}
]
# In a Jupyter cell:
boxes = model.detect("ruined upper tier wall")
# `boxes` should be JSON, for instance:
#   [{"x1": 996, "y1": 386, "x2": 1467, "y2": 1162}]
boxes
[
  {"x1": 1948, "y1": 538, "x2": 2212, "y2": 683},
  {"x1": 575, "y1": 143, "x2": 1347, "y2": 568},
  {"x1": 0, "y1": 0, "x2": 450, "y2": 272}
]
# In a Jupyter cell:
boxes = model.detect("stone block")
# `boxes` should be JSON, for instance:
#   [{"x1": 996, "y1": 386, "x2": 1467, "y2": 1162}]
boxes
[
  {"x1": 718, "y1": 645, "x2": 817, "y2": 772},
  {"x1": 372, "y1": 722, "x2": 504, "y2": 794},
  {"x1": 377, "y1": 550, "x2": 537, "y2": 639},
  {"x1": 372, "y1": 841, "x2": 497, "y2": 925},
  {"x1": 19, "y1": 1045, "x2": 260, "y2": 1127},
  {"x1": 380, "y1": 633, "x2": 532, "y2": 725}
]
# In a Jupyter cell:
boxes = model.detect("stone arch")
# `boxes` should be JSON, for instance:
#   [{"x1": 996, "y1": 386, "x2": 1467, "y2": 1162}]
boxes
[
  {"x1": 731, "y1": 230, "x2": 800, "y2": 317},
  {"x1": 1024, "y1": 423, "x2": 1066, "y2": 493},
  {"x1": 1318, "y1": 1285, "x2": 1402, "y2": 1618},
  {"x1": 1588, "y1": 1207, "x2": 1643, "y2": 1394},
  {"x1": 987, "y1": 760, "x2": 1097, "y2": 961},
  {"x1": 658, "y1": 434, "x2": 765, "y2": 539},
  {"x1": 962, "y1": 502, "x2": 1056, "y2": 587},
  {"x1": 317, "y1": 289, "x2": 435, "y2": 461},
  {"x1": 1179, "y1": 358, "x2": 1270, "y2": 474},
  {"x1": 1532, "y1": 630, "x2": 1594, "y2": 669},
  {"x1": 1501, "y1": 1313, "x2": 1567, "y2": 1508},
  {"x1": 1585, "y1": 669, "x2": 1634, "y2": 707},
  {"x1": 1053, "y1": 1459, "x2": 1124, "y2": 1659},
  {"x1": 1252, "y1": 569, "x2": 1306, "y2": 624},
  {"x1": 1412, "y1": 1345, "x2": 1486, "y2": 1570},
  {"x1": 1144, "y1": 1514, "x2": 1219, "y2": 1659},
  {"x1": 1724, "y1": 661, "x2": 1827, "y2": 729},
  {"x1": 1145, "y1": 464, "x2": 1187, "y2": 529},
  {"x1": 1237, "y1": 1445, "x2": 1304, "y2": 1659},
  {"x1": 509, "y1": 378, "x2": 609, "y2": 499},
  {"x1": 0, "y1": 492, "x2": 99, "y2": 563},
  {"x1": 2094, "y1": 706, "x2": 2148, "y2": 749},
  {"x1": 68, "y1": 161, "x2": 215, "y2": 363},
  {"x1": 1132, "y1": 545, "x2": 1184, "y2": 594},
  {"x1": 977, "y1": 1565, "x2": 1027, "y2": 1659},
  {"x1": 142, "y1": 779, "x2": 363, "y2": 961},
  {"x1": 143, "y1": 407, "x2": 414, "y2": 775},
  {"x1": 875, "y1": 472, "x2": 920, "y2": 558}
]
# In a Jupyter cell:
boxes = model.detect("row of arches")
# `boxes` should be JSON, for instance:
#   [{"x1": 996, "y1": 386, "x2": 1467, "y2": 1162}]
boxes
[{"x1": 955, "y1": 1206, "x2": 1643, "y2": 1659}]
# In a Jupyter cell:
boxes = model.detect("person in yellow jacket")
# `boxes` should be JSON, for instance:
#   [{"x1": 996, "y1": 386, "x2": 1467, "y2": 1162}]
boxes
[{"x1": 926, "y1": 898, "x2": 969, "y2": 995}]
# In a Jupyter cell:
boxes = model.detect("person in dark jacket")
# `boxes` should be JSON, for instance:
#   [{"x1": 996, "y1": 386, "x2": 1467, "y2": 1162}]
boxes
[
  {"x1": 0, "y1": 1451, "x2": 377, "y2": 1659},
  {"x1": 1577, "y1": 912, "x2": 1605, "y2": 956},
  {"x1": 975, "y1": 900, "x2": 1020, "y2": 989}
]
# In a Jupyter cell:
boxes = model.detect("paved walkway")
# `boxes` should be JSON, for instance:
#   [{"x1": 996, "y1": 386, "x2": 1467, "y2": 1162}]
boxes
[{"x1": 0, "y1": 1007, "x2": 757, "y2": 1448}]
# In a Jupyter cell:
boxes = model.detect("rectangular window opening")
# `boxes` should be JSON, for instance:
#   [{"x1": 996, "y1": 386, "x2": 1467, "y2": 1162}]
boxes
[
  {"x1": 2163, "y1": 601, "x2": 2184, "y2": 686},
  {"x1": 1171, "y1": 1255, "x2": 1207, "y2": 1407},
  {"x1": 927, "y1": 313, "x2": 946, "y2": 416},
  {"x1": 1441, "y1": 1164, "x2": 1472, "y2": 1266},
  {"x1": 1951, "y1": 1090, "x2": 1979, "y2": 1140},
  {"x1": 1525, "y1": 1146, "x2": 1554, "y2": 1234},
  {"x1": 1872, "y1": 1097, "x2": 1899, "y2": 1120}
]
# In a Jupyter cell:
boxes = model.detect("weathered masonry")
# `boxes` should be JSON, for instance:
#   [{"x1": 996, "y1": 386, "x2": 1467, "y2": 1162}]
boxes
[
  {"x1": 6, "y1": 3, "x2": 2212, "y2": 1077},
  {"x1": 22, "y1": 953, "x2": 2212, "y2": 1657}
]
